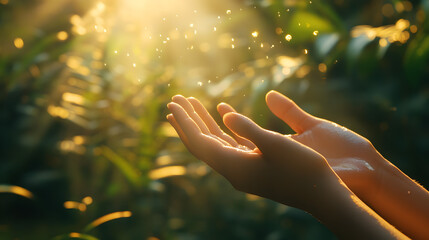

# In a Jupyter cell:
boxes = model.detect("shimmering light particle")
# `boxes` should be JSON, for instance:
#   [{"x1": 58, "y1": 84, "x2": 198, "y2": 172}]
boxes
[
  {"x1": 313, "y1": 30, "x2": 319, "y2": 36},
  {"x1": 285, "y1": 34, "x2": 292, "y2": 41},
  {"x1": 251, "y1": 31, "x2": 259, "y2": 38},
  {"x1": 57, "y1": 31, "x2": 69, "y2": 41},
  {"x1": 14, "y1": 37, "x2": 24, "y2": 48},
  {"x1": 318, "y1": 63, "x2": 327, "y2": 73},
  {"x1": 226, "y1": 10, "x2": 231, "y2": 14}
]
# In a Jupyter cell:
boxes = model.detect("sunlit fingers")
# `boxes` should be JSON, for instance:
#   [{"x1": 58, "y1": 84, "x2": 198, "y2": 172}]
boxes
[
  {"x1": 167, "y1": 102, "x2": 203, "y2": 142},
  {"x1": 217, "y1": 103, "x2": 257, "y2": 150},
  {"x1": 166, "y1": 114, "x2": 190, "y2": 148},
  {"x1": 172, "y1": 95, "x2": 211, "y2": 135},
  {"x1": 188, "y1": 97, "x2": 239, "y2": 147}
]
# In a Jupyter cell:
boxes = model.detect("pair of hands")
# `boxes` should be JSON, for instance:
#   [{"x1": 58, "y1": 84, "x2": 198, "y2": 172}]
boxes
[{"x1": 166, "y1": 90, "x2": 382, "y2": 211}]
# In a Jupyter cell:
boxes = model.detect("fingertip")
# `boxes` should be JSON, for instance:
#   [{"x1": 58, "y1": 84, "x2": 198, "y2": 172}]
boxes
[
  {"x1": 223, "y1": 112, "x2": 251, "y2": 132},
  {"x1": 216, "y1": 102, "x2": 227, "y2": 110},
  {"x1": 217, "y1": 102, "x2": 236, "y2": 115},
  {"x1": 171, "y1": 94, "x2": 186, "y2": 102},
  {"x1": 167, "y1": 102, "x2": 181, "y2": 111},
  {"x1": 222, "y1": 111, "x2": 239, "y2": 122},
  {"x1": 187, "y1": 97, "x2": 200, "y2": 106},
  {"x1": 166, "y1": 113, "x2": 173, "y2": 120}
]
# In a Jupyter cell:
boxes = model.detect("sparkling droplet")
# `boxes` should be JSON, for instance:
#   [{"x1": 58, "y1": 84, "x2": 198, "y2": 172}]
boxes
[
  {"x1": 285, "y1": 34, "x2": 292, "y2": 41},
  {"x1": 226, "y1": 10, "x2": 231, "y2": 14}
]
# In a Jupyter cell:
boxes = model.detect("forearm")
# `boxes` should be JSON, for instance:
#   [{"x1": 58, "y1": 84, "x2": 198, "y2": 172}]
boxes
[
  {"x1": 309, "y1": 175, "x2": 409, "y2": 240},
  {"x1": 360, "y1": 155, "x2": 429, "y2": 240}
]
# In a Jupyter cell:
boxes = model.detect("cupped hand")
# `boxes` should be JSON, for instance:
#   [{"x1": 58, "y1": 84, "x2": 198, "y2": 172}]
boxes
[
  {"x1": 166, "y1": 95, "x2": 344, "y2": 212},
  {"x1": 219, "y1": 91, "x2": 387, "y2": 199}
]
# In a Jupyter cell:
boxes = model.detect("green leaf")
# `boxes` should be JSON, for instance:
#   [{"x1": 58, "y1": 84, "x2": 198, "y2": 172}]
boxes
[
  {"x1": 100, "y1": 146, "x2": 142, "y2": 187},
  {"x1": 404, "y1": 35, "x2": 429, "y2": 87}
]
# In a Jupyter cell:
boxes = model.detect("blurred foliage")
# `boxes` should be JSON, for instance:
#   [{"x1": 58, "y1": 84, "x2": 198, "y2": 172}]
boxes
[{"x1": 0, "y1": 0, "x2": 428, "y2": 239}]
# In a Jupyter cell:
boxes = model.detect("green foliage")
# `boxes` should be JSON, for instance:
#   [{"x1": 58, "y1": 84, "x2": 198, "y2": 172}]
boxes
[{"x1": 0, "y1": 0, "x2": 427, "y2": 239}]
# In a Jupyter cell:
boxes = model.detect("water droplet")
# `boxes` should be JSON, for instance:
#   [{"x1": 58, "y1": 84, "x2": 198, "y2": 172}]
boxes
[{"x1": 226, "y1": 10, "x2": 231, "y2": 14}]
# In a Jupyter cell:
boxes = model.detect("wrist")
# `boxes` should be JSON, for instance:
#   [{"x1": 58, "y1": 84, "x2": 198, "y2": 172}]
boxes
[{"x1": 309, "y1": 177, "x2": 408, "y2": 240}]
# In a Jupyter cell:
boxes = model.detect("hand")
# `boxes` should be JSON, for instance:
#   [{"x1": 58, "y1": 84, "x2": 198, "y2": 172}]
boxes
[
  {"x1": 166, "y1": 94, "x2": 409, "y2": 240},
  {"x1": 218, "y1": 90, "x2": 429, "y2": 240},
  {"x1": 166, "y1": 95, "x2": 341, "y2": 211},
  {"x1": 218, "y1": 90, "x2": 385, "y2": 200}
]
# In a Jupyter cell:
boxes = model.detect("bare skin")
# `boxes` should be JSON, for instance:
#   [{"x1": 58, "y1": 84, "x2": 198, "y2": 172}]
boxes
[
  {"x1": 165, "y1": 91, "x2": 426, "y2": 239},
  {"x1": 218, "y1": 90, "x2": 429, "y2": 240}
]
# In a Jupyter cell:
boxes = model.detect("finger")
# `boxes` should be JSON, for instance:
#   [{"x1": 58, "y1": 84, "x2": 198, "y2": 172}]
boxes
[
  {"x1": 166, "y1": 114, "x2": 190, "y2": 148},
  {"x1": 223, "y1": 112, "x2": 297, "y2": 159},
  {"x1": 167, "y1": 102, "x2": 203, "y2": 143},
  {"x1": 172, "y1": 95, "x2": 211, "y2": 135},
  {"x1": 265, "y1": 90, "x2": 319, "y2": 134},
  {"x1": 167, "y1": 102, "x2": 234, "y2": 160},
  {"x1": 217, "y1": 103, "x2": 257, "y2": 149},
  {"x1": 187, "y1": 97, "x2": 239, "y2": 147},
  {"x1": 169, "y1": 104, "x2": 256, "y2": 176}
]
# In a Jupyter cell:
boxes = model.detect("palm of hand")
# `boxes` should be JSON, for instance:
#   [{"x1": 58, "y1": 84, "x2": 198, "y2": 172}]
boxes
[
  {"x1": 291, "y1": 120, "x2": 381, "y2": 195},
  {"x1": 217, "y1": 91, "x2": 383, "y2": 197},
  {"x1": 167, "y1": 95, "x2": 336, "y2": 210}
]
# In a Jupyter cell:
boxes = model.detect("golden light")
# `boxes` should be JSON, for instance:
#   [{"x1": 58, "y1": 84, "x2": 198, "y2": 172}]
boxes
[
  {"x1": 246, "y1": 193, "x2": 262, "y2": 201},
  {"x1": 0, "y1": 185, "x2": 34, "y2": 199},
  {"x1": 313, "y1": 30, "x2": 319, "y2": 36},
  {"x1": 82, "y1": 196, "x2": 93, "y2": 205},
  {"x1": 14, "y1": 37, "x2": 24, "y2": 49},
  {"x1": 64, "y1": 201, "x2": 87, "y2": 211},
  {"x1": 251, "y1": 31, "x2": 259, "y2": 38},
  {"x1": 57, "y1": 31, "x2": 69, "y2": 41},
  {"x1": 318, "y1": 63, "x2": 327, "y2": 73},
  {"x1": 0, "y1": 0, "x2": 9, "y2": 5},
  {"x1": 147, "y1": 237, "x2": 160, "y2": 240},
  {"x1": 379, "y1": 38, "x2": 388, "y2": 47},
  {"x1": 303, "y1": 49, "x2": 308, "y2": 54},
  {"x1": 85, "y1": 211, "x2": 132, "y2": 231},
  {"x1": 410, "y1": 25, "x2": 418, "y2": 33},
  {"x1": 62, "y1": 92, "x2": 85, "y2": 105},
  {"x1": 73, "y1": 136, "x2": 85, "y2": 145},
  {"x1": 285, "y1": 34, "x2": 292, "y2": 41},
  {"x1": 149, "y1": 166, "x2": 187, "y2": 180}
]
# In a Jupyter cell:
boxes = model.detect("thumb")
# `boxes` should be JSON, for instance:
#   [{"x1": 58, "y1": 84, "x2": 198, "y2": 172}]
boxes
[
  {"x1": 223, "y1": 112, "x2": 286, "y2": 156},
  {"x1": 265, "y1": 90, "x2": 319, "y2": 134}
]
